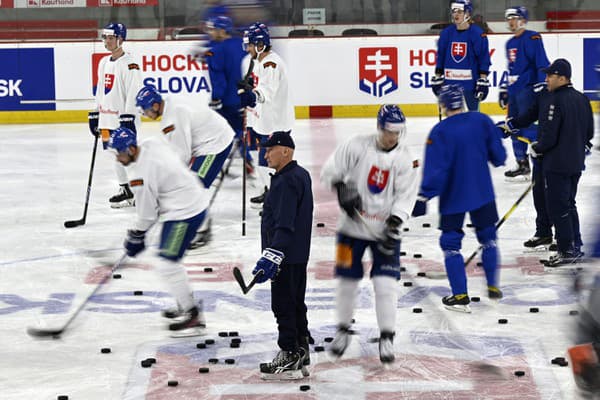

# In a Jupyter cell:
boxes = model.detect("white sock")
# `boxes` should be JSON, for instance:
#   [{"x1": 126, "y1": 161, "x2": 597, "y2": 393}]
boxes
[
  {"x1": 155, "y1": 258, "x2": 194, "y2": 311},
  {"x1": 114, "y1": 160, "x2": 128, "y2": 185},
  {"x1": 373, "y1": 276, "x2": 398, "y2": 333},
  {"x1": 336, "y1": 277, "x2": 359, "y2": 327}
]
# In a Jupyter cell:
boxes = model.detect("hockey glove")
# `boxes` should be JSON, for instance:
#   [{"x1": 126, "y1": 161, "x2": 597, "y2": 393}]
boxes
[
  {"x1": 498, "y1": 83, "x2": 508, "y2": 109},
  {"x1": 377, "y1": 215, "x2": 403, "y2": 256},
  {"x1": 411, "y1": 195, "x2": 429, "y2": 217},
  {"x1": 124, "y1": 229, "x2": 146, "y2": 257},
  {"x1": 533, "y1": 82, "x2": 547, "y2": 94},
  {"x1": 529, "y1": 141, "x2": 542, "y2": 159},
  {"x1": 475, "y1": 77, "x2": 490, "y2": 101},
  {"x1": 496, "y1": 118, "x2": 519, "y2": 139},
  {"x1": 209, "y1": 99, "x2": 223, "y2": 111},
  {"x1": 334, "y1": 181, "x2": 362, "y2": 219},
  {"x1": 239, "y1": 89, "x2": 257, "y2": 108},
  {"x1": 252, "y1": 248, "x2": 284, "y2": 283},
  {"x1": 431, "y1": 75, "x2": 445, "y2": 97},
  {"x1": 119, "y1": 114, "x2": 137, "y2": 133},
  {"x1": 88, "y1": 111, "x2": 99, "y2": 137},
  {"x1": 237, "y1": 76, "x2": 254, "y2": 92}
]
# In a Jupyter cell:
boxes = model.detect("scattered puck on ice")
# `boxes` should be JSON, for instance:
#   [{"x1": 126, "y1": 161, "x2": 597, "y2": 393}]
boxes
[
  {"x1": 466, "y1": 223, "x2": 473, "y2": 228},
  {"x1": 196, "y1": 343, "x2": 206, "y2": 349},
  {"x1": 400, "y1": 266, "x2": 406, "y2": 272},
  {"x1": 141, "y1": 359, "x2": 153, "y2": 368},
  {"x1": 57, "y1": 396, "x2": 69, "y2": 400},
  {"x1": 300, "y1": 385, "x2": 311, "y2": 391},
  {"x1": 167, "y1": 380, "x2": 178, "y2": 387},
  {"x1": 498, "y1": 318, "x2": 508, "y2": 324},
  {"x1": 552, "y1": 357, "x2": 566, "y2": 365},
  {"x1": 204, "y1": 267, "x2": 213, "y2": 273},
  {"x1": 225, "y1": 359, "x2": 235, "y2": 364},
  {"x1": 112, "y1": 274, "x2": 122, "y2": 279},
  {"x1": 228, "y1": 331, "x2": 239, "y2": 337},
  {"x1": 413, "y1": 307, "x2": 423, "y2": 313},
  {"x1": 314, "y1": 346, "x2": 325, "y2": 352},
  {"x1": 100, "y1": 348, "x2": 111, "y2": 354},
  {"x1": 417, "y1": 272, "x2": 427, "y2": 277},
  {"x1": 218, "y1": 332, "x2": 229, "y2": 337},
  {"x1": 230, "y1": 342, "x2": 240, "y2": 348},
  {"x1": 199, "y1": 367, "x2": 210, "y2": 373},
  {"x1": 400, "y1": 251, "x2": 406, "y2": 256},
  {"x1": 351, "y1": 318, "x2": 356, "y2": 323},
  {"x1": 403, "y1": 227, "x2": 409, "y2": 232},
  {"x1": 557, "y1": 360, "x2": 569, "y2": 367},
  {"x1": 133, "y1": 290, "x2": 143, "y2": 296},
  {"x1": 324, "y1": 337, "x2": 334, "y2": 343},
  {"x1": 569, "y1": 310, "x2": 579, "y2": 316},
  {"x1": 413, "y1": 254, "x2": 422, "y2": 258},
  {"x1": 476, "y1": 262, "x2": 482, "y2": 267},
  {"x1": 146, "y1": 357, "x2": 156, "y2": 364},
  {"x1": 514, "y1": 370, "x2": 525, "y2": 377},
  {"x1": 529, "y1": 307, "x2": 540, "y2": 313},
  {"x1": 205, "y1": 339, "x2": 215, "y2": 345},
  {"x1": 316, "y1": 223, "x2": 325, "y2": 227},
  {"x1": 208, "y1": 358, "x2": 219, "y2": 364},
  {"x1": 403, "y1": 281, "x2": 413, "y2": 287},
  {"x1": 422, "y1": 223, "x2": 431, "y2": 228},
  {"x1": 471, "y1": 297, "x2": 480, "y2": 302},
  {"x1": 231, "y1": 338, "x2": 242, "y2": 344}
]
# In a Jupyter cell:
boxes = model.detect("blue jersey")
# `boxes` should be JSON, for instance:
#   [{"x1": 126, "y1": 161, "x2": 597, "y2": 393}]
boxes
[
  {"x1": 505, "y1": 30, "x2": 549, "y2": 97},
  {"x1": 205, "y1": 36, "x2": 246, "y2": 108},
  {"x1": 436, "y1": 23, "x2": 491, "y2": 91},
  {"x1": 420, "y1": 112, "x2": 506, "y2": 215}
]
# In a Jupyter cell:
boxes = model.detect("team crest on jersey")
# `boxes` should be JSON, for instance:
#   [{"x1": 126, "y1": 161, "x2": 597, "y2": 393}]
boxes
[
  {"x1": 367, "y1": 166, "x2": 389, "y2": 194},
  {"x1": 358, "y1": 47, "x2": 398, "y2": 97},
  {"x1": 451, "y1": 42, "x2": 468, "y2": 63},
  {"x1": 508, "y1": 48, "x2": 518, "y2": 63},
  {"x1": 104, "y1": 73, "x2": 115, "y2": 95}
]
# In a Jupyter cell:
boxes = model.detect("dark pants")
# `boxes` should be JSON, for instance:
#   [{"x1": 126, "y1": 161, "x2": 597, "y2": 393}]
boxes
[
  {"x1": 532, "y1": 160, "x2": 552, "y2": 238},
  {"x1": 218, "y1": 106, "x2": 252, "y2": 161},
  {"x1": 271, "y1": 262, "x2": 309, "y2": 352},
  {"x1": 544, "y1": 171, "x2": 582, "y2": 252}
]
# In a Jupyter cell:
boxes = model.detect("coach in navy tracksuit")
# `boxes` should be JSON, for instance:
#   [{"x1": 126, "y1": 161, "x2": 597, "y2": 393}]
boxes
[
  {"x1": 511, "y1": 59, "x2": 594, "y2": 266},
  {"x1": 252, "y1": 131, "x2": 314, "y2": 373}
]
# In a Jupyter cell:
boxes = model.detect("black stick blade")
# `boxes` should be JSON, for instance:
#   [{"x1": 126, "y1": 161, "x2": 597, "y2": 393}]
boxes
[
  {"x1": 232, "y1": 267, "x2": 249, "y2": 294},
  {"x1": 64, "y1": 219, "x2": 85, "y2": 228},
  {"x1": 27, "y1": 326, "x2": 64, "y2": 338}
]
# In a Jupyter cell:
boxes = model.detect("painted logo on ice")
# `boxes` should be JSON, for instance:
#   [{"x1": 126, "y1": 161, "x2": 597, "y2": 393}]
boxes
[
  {"x1": 367, "y1": 166, "x2": 389, "y2": 194},
  {"x1": 358, "y1": 47, "x2": 398, "y2": 97},
  {"x1": 451, "y1": 41, "x2": 468, "y2": 63}
]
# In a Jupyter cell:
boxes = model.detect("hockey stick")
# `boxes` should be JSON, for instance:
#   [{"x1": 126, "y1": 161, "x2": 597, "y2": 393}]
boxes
[
  {"x1": 239, "y1": 58, "x2": 255, "y2": 236},
  {"x1": 64, "y1": 135, "x2": 99, "y2": 228},
  {"x1": 27, "y1": 254, "x2": 127, "y2": 338},
  {"x1": 232, "y1": 266, "x2": 263, "y2": 295}
]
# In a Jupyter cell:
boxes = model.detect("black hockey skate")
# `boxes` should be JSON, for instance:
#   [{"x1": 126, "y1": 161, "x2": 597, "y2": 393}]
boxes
[
  {"x1": 168, "y1": 306, "x2": 206, "y2": 337},
  {"x1": 163, "y1": 300, "x2": 205, "y2": 322},
  {"x1": 259, "y1": 350, "x2": 306, "y2": 380},
  {"x1": 542, "y1": 249, "x2": 584, "y2": 268},
  {"x1": 299, "y1": 336, "x2": 311, "y2": 366},
  {"x1": 442, "y1": 294, "x2": 471, "y2": 313},
  {"x1": 488, "y1": 286, "x2": 503, "y2": 300},
  {"x1": 109, "y1": 184, "x2": 134, "y2": 208},
  {"x1": 379, "y1": 331, "x2": 396, "y2": 364},
  {"x1": 524, "y1": 236, "x2": 552, "y2": 248},
  {"x1": 504, "y1": 159, "x2": 530, "y2": 180}
]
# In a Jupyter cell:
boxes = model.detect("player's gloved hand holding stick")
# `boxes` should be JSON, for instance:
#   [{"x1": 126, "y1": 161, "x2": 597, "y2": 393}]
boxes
[
  {"x1": 334, "y1": 181, "x2": 362, "y2": 220},
  {"x1": 411, "y1": 194, "x2": 429, "y2": 217},
  {"x1": 124, "y1": 229, "x2": 146, "y2": 257},
  {"x1": 475, "y1": 77, "x2": 490, "y2": 101},
  {"x1": 377, "y1": 215, "x2": 403, "y2": 256},
  {"x1": 431, "y1": 75, "x2": 445, "y2": 97},
  {"x1": 252, "y1": 248, "x2": 284, "y2": 283}
]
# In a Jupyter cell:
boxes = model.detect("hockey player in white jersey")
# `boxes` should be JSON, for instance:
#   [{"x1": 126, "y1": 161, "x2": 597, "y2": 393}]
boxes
[
  {"x1": 109, "y1": 127, "x2": 208, "y2": 337},
  {"x1": 238, "y1": 22, "x2": 295, "y2": 207},
  {"x1": 320, "y1": 105, "x2": 419, "y2": 364},
  {"x1": 135, "y1": 85, "x2": 235, "y2": 248},
  {"x1": 88, "y1": 22, "x2": 143, "y2": 208}
]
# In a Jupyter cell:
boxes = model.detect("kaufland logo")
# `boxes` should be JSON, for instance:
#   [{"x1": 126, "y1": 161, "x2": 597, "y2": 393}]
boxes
[{"x1": 358, "y1": 47, "x2": 398, "y2": 97}]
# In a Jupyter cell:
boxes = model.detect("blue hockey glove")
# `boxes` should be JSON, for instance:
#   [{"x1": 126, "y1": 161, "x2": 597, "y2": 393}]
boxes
[
  {"x1": 431, "y1": 75, "x2": 445, "y2": 97},
  {"x1": 237, "y1": 76, "x2": 254, "y2": 92},
  {"x1": 411, "y1": 195, "x2": 429, "y2": 217},
  {"x1": 377, "y1": 215, "x2": 403, "y2": 256},
  {"x1": 496, "y1": 118, "x2": 518, "y2": 139},
  {"x1": 239, "y1": 89, "x2": 257, "y2": 108},
  {"x1": 88, "y1": 111, "x2": 99, "y2": 137},
  {"x1": 209, "y1": 99, "x2": 223, "y2": 111},
  {"x1": 533, "y1": 82, "x2": 547, "y2": 93},
  {"x1": 334, "y1": 181, "x2": 362, "y2": 219},
  {"x1": 252, "y1": 248, "x2": 284, "y2": 283},
  {"x1": 124, "y1": 229, "x2": 146, "y2": 257},
  {"x1": 475, "y1": 77, "x2": 490, "y2": 101},
  {"x1": 119, "y1": 114, "x2": 136, "y2": 133},
  {"x1": 529, "y1": 141, "x2": 542, "y2": 159},
  {"x1": 498, "y1": 83, "x2": 508, "y2": 109}
]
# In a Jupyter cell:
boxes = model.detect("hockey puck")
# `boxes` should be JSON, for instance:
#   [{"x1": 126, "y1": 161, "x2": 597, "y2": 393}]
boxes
[
  {"x1": 57, "y1": 396, "x2": 69, "y2": 400},
  {"x1": 529, "y1": 307, "x2": 540, "y2": 313},
  {"x1": 514, "y1": 370, "x2": 525, "y2": 377},
  {"x1": 552, "y1": 357, "x2": 566, "y2": 365},
  {"x1": 133, "y1": 290, "x2": 143, "y2": 296},
  {"x1": 466, "y1": 223, "x2": 474, "y2": 228},
  {"x1": 403, "y1": 281, "x2": 413, "y2": 287},
  {"x1": 196, "y1": 343, "x2": 206, "y2": 349},
  {"x1": 569, "y1": 310, "x2": 579, "y2": 316},
  {"x1": 204, "y1": 267, "x2": 213, "y2": 273},
  {"x1": 205, "y1": 339, "x2": 215, "y2": 345},
  {"x1": 400, "y1": 251, "x2": 406, "y2": 256},
  {"x1": 316, "y1": 223, "x2": 325, "y2": 228},
  {"x1": 471, "y1": 296, "x2": 480, "y2": 302},
  {"x1": 100, "y1": 348, "x2": 111, "y2": 354},
  {"x1": 400, "y1": 266, "x2": 406, "y2": 272},
  {"x1": 218, "y1": 331, "x2": 229, "y2": 337},
  {"x1": 422, "y1": 223, "x2": 431, "y2": 228},
  {"x1": 413, "y1": 307, "x2": 422, "y2": 313},
  {"x1": 141, "y1": 359, "x2": 153, "y2": 368},
  {"x1": 351, "y1": 318, "x2": 356, "y2": 323},
  {"x1": 208, "y1": 358, "x2": 218, "y2": 364},
  {"x1": 557, "y1": 360, "x2": 569, "y2": 367},
  {"x1": 403, "y1": 227, "x2": 409, "y2": 232},
  {"x1": 146, "y1": 357, "x2": 156, "y2": 364},
  {"x1": 476, "y1": 262, "x2": 482, "y2": 267},
  {"x1": 314, "y1": 345, "x2": 325, "y2": 352},
  {"x1": 324, "y1": 337, "x2": 334, "y2": 343},
  {"x1": 230, "y1": 342, "x2": 240, "y2": 348},
  {"x1": 417, "y1": 272, "x2": 427, "y2": 277},
  {"x1": 498, "y1": 318, "x2": 508, "y2": 324},
  {"x1": 199, "y1": 367, "x2": 210, "y2": 373},
  {"x1": 225, "y1": 358, "x2": 235, "y2": 364},
  {"x1": 167, "y1": 380, "x2": 178, "y2": 387},
  {"x1": 413, "y1": 254, "x2": 422, "y2": 258},
  {"x1": 112, "y1": 274, "x2": 122, "y2": 279},
  {"x1": 300, "y1": 385, "x2": 311, "y2": 391},
  {"x1": 231, "y1": 338, "x2": 242, "y2": 344},
  {"x1": 228, "y1": 331, "x2": 239, "y2": 337}
]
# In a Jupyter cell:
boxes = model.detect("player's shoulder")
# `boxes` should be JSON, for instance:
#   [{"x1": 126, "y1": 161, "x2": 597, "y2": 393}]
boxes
[
  {"x1": 120, "y1": 53, "x2": 140, "y2": 70},
  {"x1": 262, "y1": 52, "x2": 284, "y2": 69},
  {"x1": 469, "y1": 23, "x2": 487, "y2": 38},
  {"x1": 525, "y1": 30, "x2": 543, "y2": 40}
]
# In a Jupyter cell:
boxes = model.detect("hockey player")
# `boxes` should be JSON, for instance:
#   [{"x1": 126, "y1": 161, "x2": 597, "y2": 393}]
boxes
[
  {"x1": 109, "y1": 127, "x2": 207, "y2": 337},
  {"x1": 320, "y1": 105, "x2": 419, "y2": 364},
  {"x1": 135, "y1": 85, "x2": 235, "y2": 248},
  {"x1": 89, "y1": 22, "x2": 143, "y2": 208},
  {"x1": 249, "y1": 132, "x2": 313, "y2": 380},
  {"x1": 431, "y1": 0, "x2": 491, "y2": 111},
  {"x1": 500, "y1": 6, "x2": 550, "y2": 181},
  {"x1": 412, "y1": 84, "x2": 506, "y2": 312},
  {"x1": 238, "y1": 22, "x2": 295, "y2": 207}
]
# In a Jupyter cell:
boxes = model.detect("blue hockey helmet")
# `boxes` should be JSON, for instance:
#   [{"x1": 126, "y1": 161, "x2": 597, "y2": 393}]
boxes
[
  {"x1": 207, "y1": 15, "x2": 233, "y2": 33},
  {"x1": 135, "y1": 85, "x2": 163, "y2": 112},
  {"x1": 377, "y1": 104, "x2": 406, "y2": 132},
  {"x1": 450, "y1": 0, "x2": 473, "y2": 15},
  {"x1": 245, "y1": 22, "x2": 271, "y2": 48},
  {"x1": 505, "y1": 6, "x2": 528, "y2": 21},
  {"x1": 109, "y1": 127, "x2": 137, "y2": 153},
  {"x1": 439, "y1": 84, "x2": 465, "y2": 111},
  {"x1": 102, "y1": 22, "x2": 127, "y2": 40}
]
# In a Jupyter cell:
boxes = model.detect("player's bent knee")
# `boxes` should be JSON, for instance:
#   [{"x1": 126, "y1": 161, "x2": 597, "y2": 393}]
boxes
[
  {"x1": 475, "y1": 225, "x2": 496, "y2": 247},
  {"x1": 440, "y1": 230, "x2": 464, "y2": 251}
]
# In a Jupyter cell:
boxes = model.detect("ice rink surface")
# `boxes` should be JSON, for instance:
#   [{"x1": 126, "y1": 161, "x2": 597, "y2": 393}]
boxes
[{"x1": 1, "y1": 115, "x2": 599, "y2": 399}]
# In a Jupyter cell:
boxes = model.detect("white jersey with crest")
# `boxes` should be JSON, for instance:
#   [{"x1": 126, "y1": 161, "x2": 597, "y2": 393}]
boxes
[
  {"x1": 126, "y1": 136, "x2": 208, "y2": 232},
  {"x1": 95, "y1": 52, "x2": 143, "y2": 130},
  {"x1": 321, "y1": 134, "x2": 420, "y2": 240},
  {"x1": 159, "y1": 98, "x2": 234, "y2": 165},
  {"x1": 245, "y1": 51, "x2": 294, "y2": 135}
]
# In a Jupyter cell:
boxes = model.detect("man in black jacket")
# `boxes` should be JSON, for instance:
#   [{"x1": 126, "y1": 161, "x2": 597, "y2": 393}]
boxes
[{"x1": 511, "y1": 58, "x2": 594, "y2": 267}]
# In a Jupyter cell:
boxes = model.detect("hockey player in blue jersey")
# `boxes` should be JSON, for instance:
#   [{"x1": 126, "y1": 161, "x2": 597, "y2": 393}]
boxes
[
  {"x1": 500, "y1": 6, "x2": 550, "y2": 181},
  {"x1": 431, "y1": 0, "x2": 491, "y2": 111},
  {"x1": 412, "y1": 84, "x2": 506, "y2": 312}
]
